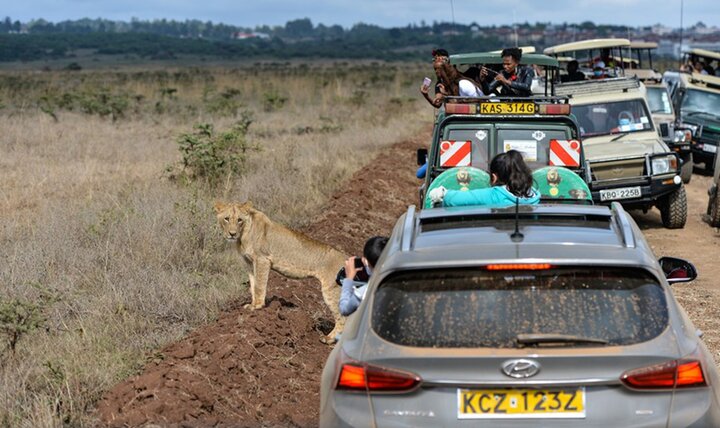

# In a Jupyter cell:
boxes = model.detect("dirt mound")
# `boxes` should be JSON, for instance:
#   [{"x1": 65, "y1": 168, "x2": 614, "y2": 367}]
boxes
[{"x1": 96, "y1": 138, "x2": 425, "y2": 427}]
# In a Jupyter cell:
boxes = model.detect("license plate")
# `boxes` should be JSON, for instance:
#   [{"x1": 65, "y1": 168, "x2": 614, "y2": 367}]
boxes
[
  {"x1": 599, "y1": 186, "x2": 642, "y2": 201},
  {"x1": 457, "y1": 388, "x2": 585, "y2": 419},
  {"x1": 479, "y1": 102, "x2": 536, "y2": 115},
  {"x1": 703, "y1": 144, "x2": 717, "y2": 153}
]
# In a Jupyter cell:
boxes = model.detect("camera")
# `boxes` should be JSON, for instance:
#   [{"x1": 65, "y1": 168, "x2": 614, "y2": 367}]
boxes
[{"x1": 335, "y1": 257, "x2": 369, "y2": 286}]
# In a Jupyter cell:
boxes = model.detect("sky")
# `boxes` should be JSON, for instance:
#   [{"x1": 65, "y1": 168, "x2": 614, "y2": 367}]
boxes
[{"x1": 5, "y1": 0, "x2": 719, "y2": 29}]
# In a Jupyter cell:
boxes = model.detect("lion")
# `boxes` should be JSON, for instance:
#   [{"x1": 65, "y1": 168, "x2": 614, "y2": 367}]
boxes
[{"x1": 214, "y1": 201, "x2": 348, "y2": 343}]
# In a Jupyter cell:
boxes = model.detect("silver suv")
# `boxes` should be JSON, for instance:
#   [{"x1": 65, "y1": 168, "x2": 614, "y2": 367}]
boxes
[{"x1": 320, "y1": 203, "x2": 718, "y2": 427}]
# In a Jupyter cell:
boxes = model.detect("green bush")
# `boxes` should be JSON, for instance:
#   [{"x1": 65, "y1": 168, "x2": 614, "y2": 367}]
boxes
[
  {"x1": 0, "y1": 298, "x2": 44, "y2": 355},
  {"x1": 171, "y1": 111, "x2": 259, "y2": 185},
  {"x1": 262, "y1": 88, "x2": 288, "y2": 112}
]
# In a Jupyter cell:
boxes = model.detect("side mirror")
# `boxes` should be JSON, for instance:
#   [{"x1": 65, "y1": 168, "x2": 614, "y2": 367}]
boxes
[
  {"x1": 658, "y1": 256, "x2": 697, "y2": 284},
  {"x1": 416, "y1": 148, "x2": 428, "y2": 166}
]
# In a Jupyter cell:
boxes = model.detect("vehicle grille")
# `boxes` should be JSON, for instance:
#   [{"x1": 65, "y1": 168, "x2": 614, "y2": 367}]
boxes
[
  {"x1": 699, "y1": 126, "x2": 720, "y2": 144},
  {"x1": 590, "y1": 158, "x2": 646, "y2": 181}
]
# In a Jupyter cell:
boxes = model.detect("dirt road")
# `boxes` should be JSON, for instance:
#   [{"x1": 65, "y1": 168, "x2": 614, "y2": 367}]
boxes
[{"x1": 96, "y1": 143, "x2": 720, "y2": 427}]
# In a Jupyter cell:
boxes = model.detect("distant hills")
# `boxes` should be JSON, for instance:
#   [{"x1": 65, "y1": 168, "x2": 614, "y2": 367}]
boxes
[{"x1": 1, "y1": 17, "x2": 717, "y2": 63}]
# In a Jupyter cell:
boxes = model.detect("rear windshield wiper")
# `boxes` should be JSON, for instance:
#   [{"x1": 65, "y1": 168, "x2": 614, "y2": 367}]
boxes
[{"x1": 516, "y1": 333, "x2": 609, "y2": 347}]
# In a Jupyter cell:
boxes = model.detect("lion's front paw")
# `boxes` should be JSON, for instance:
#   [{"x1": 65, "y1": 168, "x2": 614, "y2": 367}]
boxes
[
  {"x1": 320, "y1": 335, "x2": 337, "y2": 345},
  {"x1": 244, "y1": 302, "x2": 265, "y2": 310}
]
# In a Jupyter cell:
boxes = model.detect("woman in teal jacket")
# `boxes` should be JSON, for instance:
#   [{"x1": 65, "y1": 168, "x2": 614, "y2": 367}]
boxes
[{"x1": 430, "y1": 150, "x2": 540, "y2": 207}]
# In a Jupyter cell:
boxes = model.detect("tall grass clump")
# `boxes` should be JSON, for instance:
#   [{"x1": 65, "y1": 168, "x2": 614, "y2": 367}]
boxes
[{"x1": 0, "y1": 60, "x2": 430, "y2": 425}]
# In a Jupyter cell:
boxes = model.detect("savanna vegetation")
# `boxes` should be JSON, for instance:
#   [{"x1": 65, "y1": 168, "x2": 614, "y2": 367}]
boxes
[{"x1": 0, "y1": 62, "x2": 429, "y2": 425}]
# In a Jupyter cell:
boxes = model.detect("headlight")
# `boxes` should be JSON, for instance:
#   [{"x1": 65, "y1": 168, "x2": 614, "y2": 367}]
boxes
[
  {"x1": 673, "y1": 129, "x2": 693, "y2": 143},
  {"x1": 679, "y1": 123, "x2": 699, "y2": 136},
  {"x1": 651, "y1": 155, "x2": 678, "y2": 175}
]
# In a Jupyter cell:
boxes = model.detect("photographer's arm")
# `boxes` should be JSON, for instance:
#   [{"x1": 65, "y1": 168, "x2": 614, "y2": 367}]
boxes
[{"x1": 339, "y1": 278, "x2": 361, "y2": 316}]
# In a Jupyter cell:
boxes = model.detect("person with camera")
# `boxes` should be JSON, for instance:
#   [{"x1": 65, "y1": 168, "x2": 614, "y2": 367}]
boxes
[
  {"x1": 338, "y1": 236, "x2": 388, "y2": 317},
  {"x1": 488, "y1": 47, "x2": 533, "y2": 97}
]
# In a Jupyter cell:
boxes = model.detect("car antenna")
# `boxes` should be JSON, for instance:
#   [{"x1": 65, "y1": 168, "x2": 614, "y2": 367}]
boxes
[{"x1": 510, "y1": 197, "x2": 524, "y2": 242}]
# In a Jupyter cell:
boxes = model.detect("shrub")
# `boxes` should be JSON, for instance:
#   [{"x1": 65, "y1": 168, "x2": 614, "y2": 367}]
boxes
[
  {"x1": 262, "y1": 88, "x2": 288, "y2": 112},
  {"x1": 171, "y1": 111, "x2": 259, "y2": 186},
  {"x1": 0, "y1": 298, "x2": 44, "y2": 355}
]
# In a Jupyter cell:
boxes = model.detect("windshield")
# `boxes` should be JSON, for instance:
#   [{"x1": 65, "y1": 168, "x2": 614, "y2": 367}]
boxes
[
  {"x1": 681, "y1": 89, "x2": 720, "y2": 116},
  {"x1": 574, "y1": 99, "x2": 653, "y2": 138},
  {"x1": 372, "y1": 267, "x2": 667, "y2": 348},
  {"x1": 646, "y1": 87, "x2": 673, "y2": 115}
]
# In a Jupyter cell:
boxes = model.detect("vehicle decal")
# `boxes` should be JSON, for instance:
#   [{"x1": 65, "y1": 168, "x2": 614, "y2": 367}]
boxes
[
  {"x1": 532, "y1": 130, "x2": 546, "y2": 141},
  {"x1": 549, "y1": 139, "x2": 581, "y2": 167},
  {"x1": 475, "y1": 130, "x2": 488, "y2": 141},
  {"x1": 440, "y1": 140, "x2": 472, "y2": 167},
  {"x1": 504, "y1": 140, "x2": 538, "y2": 162}
]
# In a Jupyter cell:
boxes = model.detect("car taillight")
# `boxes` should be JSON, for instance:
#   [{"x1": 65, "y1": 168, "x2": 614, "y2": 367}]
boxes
[
  {"x1": 336, "y1": 354, "x2": 421, "y2": 392},
  {"x1": 621, "y1": 358, "x2": 707, "y2": 390}
]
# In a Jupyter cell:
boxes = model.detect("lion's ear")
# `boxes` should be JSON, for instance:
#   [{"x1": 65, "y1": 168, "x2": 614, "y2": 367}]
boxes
[
  {"x1": 242, "y1": 201, "x2": 253, "y2": 209},
  {"x1": 213, "y1": 201, "x2": 227, "y2": 213}
]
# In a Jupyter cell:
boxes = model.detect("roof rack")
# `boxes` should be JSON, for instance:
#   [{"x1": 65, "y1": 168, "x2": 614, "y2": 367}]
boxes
[
  {"x1": 442, "y1": 95, "x2": 570, "y2": 105},
  {"x1": 610, "y1": 202, "x2": 635, "y2": 248},
  {"x1": 400, "y1": 205, "x2": 416, "y2": 252},
  {"x1": 555, "y1": 77, "x2": 641, "y2": 97}
]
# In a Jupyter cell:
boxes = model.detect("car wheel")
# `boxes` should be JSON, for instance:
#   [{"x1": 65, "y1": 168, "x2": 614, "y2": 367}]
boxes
[
  {"x1": 660, "y1": 186, "x2": 687, "y2": 229},
  {"x1": 709, "y1": 189, "x2": 720, "y2": 227},
  {"x1": 680, "y1": 153, "x2": 693, "y2": 184}
]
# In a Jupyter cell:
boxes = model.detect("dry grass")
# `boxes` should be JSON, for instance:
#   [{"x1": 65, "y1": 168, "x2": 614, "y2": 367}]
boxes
[{"x1": 0, "y1": 62, "x2": 430, "y2": 426}]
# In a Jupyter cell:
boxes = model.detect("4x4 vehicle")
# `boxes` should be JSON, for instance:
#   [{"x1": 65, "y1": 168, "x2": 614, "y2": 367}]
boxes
[
  {"x1": 546, "y1": 39, "x2": 687, "y2": 229},
  {"x1": 626, "y1": 42, "x2": 692, "y2": 183},
  {"x1": 320, "y1": 201, "x2": 717, "y2": 427},
  {"x1": 664, "y1": 67, "x2": 720, "y2": 174},
  {"x1": 418, "y1": 52, "x2": 589, "y2": 208},
  {"x1": 554, "y1": 77, "x2": 687, "y2": 228}
]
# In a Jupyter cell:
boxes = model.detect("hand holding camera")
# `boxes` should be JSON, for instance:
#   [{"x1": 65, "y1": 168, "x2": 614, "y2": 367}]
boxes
[{"x1": 335, "y1": 256, "x2": 369, "y2": 286}]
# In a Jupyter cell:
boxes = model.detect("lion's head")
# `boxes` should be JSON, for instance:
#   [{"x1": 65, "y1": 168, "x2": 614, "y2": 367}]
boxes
[{"x1": 214, "y1": 201, "x2": 253, "y2": 242}]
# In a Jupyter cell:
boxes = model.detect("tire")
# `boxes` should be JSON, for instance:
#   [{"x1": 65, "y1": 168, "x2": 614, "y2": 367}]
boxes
[
  {"x1": 680, "y1": 153, "x2": 693, "y2": 184},
  {"x1": 709, "y1": 188, "x2": 720, "y2": 227},
  {"x1": 660, "y1": 186, "x2": 688, "y2": 229}
]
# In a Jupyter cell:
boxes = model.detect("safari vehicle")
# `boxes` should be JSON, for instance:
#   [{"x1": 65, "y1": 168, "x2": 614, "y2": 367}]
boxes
[
  {"x1": 417, "y1": 52, "x2": 589, "y2": 208},
  {"x1": 320, "y1": 199, "x2": 718, "y2": 427},
  {"x1": 553, "y1": 76, "x2": 687, "y2": 228},
  {"x1": 708, "y1": 150, "x2": 720, "y2": 227},
  {"x1": 543, "y1": 38, "x2": 632, "y2": 79},
  {"x1": 626, "y1": 42, "x2": 692, "y2": 182},
  {"x1": 664, "y1": 68, "x2": 720, "y2": 174}
]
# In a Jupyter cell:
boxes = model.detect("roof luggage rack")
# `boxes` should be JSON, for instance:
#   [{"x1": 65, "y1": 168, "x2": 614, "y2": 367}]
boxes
[
  {"x1": 442, "y1": 95, "x2": 570, "y2": 104},
  {"x1": 555, "y1": 77, "x2": 641, "y2": 97}
]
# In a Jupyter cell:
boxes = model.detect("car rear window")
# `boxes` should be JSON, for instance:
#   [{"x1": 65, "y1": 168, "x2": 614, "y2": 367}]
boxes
[{"x1": 372, "y1": 267, "x2": 668, "y2": 348}]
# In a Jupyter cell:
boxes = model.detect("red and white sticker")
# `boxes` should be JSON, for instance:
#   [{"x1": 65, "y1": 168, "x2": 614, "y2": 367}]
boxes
[
  {"x1": 440, "y1": 140, "x2": 472, "y2": 167},
  {"x1": 549, "y1": 139, "x2": 581, "y2": 167}
]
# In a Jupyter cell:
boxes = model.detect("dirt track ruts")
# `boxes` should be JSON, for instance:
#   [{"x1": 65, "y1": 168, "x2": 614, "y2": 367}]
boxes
[{"x1": 96, "y1": 142, "x2": 720, "y2": 427}]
